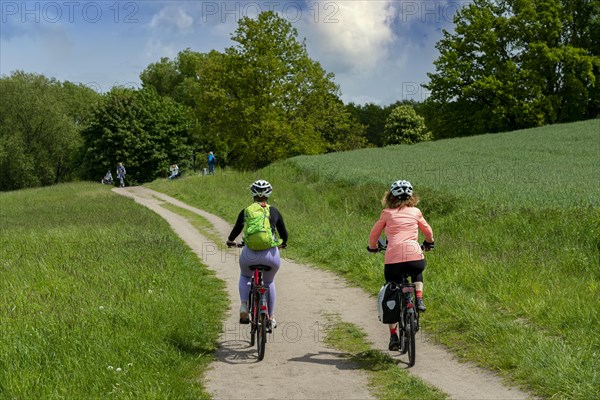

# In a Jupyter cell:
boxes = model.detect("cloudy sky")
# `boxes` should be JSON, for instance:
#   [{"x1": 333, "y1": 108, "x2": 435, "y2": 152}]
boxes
[{"x1": 1, "y1": 1, "x2": 464, "y2": 105}]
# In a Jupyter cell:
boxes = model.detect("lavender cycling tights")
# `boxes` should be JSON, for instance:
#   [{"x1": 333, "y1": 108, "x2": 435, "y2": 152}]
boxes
[{"x1": 239, "y1": 246, "x2": 280, "y2": 316}]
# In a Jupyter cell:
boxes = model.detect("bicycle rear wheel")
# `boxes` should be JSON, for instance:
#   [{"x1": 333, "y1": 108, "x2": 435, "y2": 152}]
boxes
[
  {"x1": 399, "y1": 327, "x2": 408, "y2": 355},
  {"x1": 257, "y1": 313, "x2": 267, "y2": 361},
  {"x1": 406, "y1": 312, "x2": 416, "y2": 367}
]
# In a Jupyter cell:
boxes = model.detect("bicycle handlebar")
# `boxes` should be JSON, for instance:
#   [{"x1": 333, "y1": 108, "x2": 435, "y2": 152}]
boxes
[
  {"x1": 369, "y1": 237, "x2": 434, "y2": 253},
  {"x1": 227, "y1": 241, "x2": 287, "y2": 249}
]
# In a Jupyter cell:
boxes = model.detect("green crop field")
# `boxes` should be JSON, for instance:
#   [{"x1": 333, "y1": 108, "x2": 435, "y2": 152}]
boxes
[
  {"x1": 0, "y1": 183, "x2": 227, "y2": 398},
  {"x1": 147, "y1": 119, "x2": 600, "y2": 399},
  {"x1": 287, "y1": 119, "x2": 600, "y2": 208}
]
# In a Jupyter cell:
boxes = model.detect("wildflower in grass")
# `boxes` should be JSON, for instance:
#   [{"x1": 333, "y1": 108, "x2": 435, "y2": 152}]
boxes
[
  {"x1": 116, "y1": 367, "x2": 122, "y2": 372},
  {"x1": 107, "y1": 365, "x2": 113, "y2": 370}
]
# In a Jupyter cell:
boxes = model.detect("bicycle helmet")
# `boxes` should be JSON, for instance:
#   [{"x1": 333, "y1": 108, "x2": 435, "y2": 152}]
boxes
[
  {"x1": 250, "y1": 179, "x2": 273, "y2": 198},
  {"x1": 390, "y1": 180, "x2": 413, "y2": 198}
]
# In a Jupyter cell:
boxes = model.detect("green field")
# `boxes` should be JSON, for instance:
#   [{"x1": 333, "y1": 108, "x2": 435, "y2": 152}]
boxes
[
  {"x1": 0, "y1": 183, "x2": 227, "y2": 398},
  {"x1": 147, "y1": 119, "x2": 600, "y2": 399},
  {"x1": 1, "y1": 120, "x2": 598, "y2": 398},
  {"x1": 287, "y1": 119, "x2": 600, "y2": 208}
]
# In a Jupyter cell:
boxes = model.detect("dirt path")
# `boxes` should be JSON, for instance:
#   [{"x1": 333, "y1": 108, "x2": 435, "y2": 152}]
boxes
[{"x1": 114, "y1": 186, "x2": 533, "y2": 400}]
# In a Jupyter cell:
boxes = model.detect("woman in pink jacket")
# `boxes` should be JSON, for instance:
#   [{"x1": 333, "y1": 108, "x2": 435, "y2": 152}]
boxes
[{"x1": 368, "y1": 180, "x2": 434, "y2": 350}]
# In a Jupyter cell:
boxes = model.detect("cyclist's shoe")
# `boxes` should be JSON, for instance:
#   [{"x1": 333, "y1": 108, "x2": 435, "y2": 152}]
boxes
[
  {"x1": 239, "y1": 303, "x2": 250, "y2": 324},
  {"x1": 416, "y1": 298, "x2": 426, "y2": 312},
  {"x1": 267, "y1": 317, "x2": 277, "y2": 333},
  {"x1": 388, "y1": 333, "x2": 400, "y2": 351}
]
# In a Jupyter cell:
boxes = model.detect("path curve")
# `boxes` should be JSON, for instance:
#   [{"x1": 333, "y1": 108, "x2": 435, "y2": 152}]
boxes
[{"x1": 114, "y1": 186, "x2": 533, "y2": 400}]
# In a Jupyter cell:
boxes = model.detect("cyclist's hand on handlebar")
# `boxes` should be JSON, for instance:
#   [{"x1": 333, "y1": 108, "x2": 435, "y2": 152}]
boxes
[
  {"x1": 422, "y1": 240, "x2": 435, "y2": 251},
  {"x1": 226, "y1": 240, "x2": 237, "y2": 248},
  {"x1": 278, "y1": 243, "x2": 287, "y2": 249},
  {"x1": 367, "y1": 246, "x2": 379, "y2": 254}
]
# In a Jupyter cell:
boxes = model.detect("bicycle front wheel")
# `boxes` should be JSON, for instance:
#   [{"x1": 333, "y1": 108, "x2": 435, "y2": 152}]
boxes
[
  {"x1": 257, "y1": 313, "x2": 267, "y2": 361},
  {"x1": 249, "y1": 288, "x2": 256, "y2": 347},
  {"x1": 406, "y1": 312, "x2": 416, "y2": 367}
]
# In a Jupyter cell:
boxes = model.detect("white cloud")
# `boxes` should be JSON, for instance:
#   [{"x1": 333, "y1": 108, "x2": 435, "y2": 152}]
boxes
[
  {"x1": 149, "y1": 6, "x2": 194, "y2": 34},
  {"x1": 301, "y1": 1, "x2": 397, "y2": 74},
  {"x1": 296, "y1": 1, "x2": 456, "y2": 105}
]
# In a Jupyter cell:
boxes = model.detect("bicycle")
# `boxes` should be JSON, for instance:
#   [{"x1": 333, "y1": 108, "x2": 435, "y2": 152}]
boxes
[
  {"x1": 228, "y1": 242, "x2": 274, "y2": 361},
  {"x1": 376, "y1": 237, "x2": 426, "y2": 367},
  {"x1": 247, "y1": 263, "x2": 273, "y2": 361}
]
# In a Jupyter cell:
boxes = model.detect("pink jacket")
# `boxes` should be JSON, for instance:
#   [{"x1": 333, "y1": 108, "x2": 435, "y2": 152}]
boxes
[{"x1": 369, "y1": 207, "x2": 434, "y2": 264}]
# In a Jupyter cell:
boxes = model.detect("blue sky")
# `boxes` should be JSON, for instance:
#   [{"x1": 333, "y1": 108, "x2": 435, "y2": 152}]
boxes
[{"x1": 0, "y1": 1, "x2": 465, "y2": 105}]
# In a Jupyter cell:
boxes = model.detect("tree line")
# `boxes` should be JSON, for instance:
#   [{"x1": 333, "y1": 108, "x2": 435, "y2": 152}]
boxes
[{"x1": 1, "y1": 2, "x2": 598, "y2": 191}]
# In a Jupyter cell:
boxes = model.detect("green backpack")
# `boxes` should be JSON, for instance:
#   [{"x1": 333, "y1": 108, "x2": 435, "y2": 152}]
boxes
[{"x1": 243, "y1": 202, "x2": 281, "y2": 250}]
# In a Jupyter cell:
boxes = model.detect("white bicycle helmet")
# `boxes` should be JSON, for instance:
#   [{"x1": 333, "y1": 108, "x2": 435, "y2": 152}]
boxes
[
  {"x1": 390, "y1": 180, "x2": 413, "y2": 198},
  {"x1": 250, "y1": 180, "x2": 273, "y2": 197}
]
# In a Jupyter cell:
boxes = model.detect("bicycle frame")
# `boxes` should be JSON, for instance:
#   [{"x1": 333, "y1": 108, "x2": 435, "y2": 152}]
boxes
[
  {"x1": 396, "y1": 275, "x2": 419, "y2": 367},
  {"x1": 227, "y1": 242, "x2": 277, "y2": 361},
  {"x1": 398, "y1": 277, "x2": 419, "y2": 329},
  {"x1": 253, "y1": 268, "x2": 269, "y2": 317},
  {"x1": 248, "y1": 264, "x2": 271, "y2": 361}
]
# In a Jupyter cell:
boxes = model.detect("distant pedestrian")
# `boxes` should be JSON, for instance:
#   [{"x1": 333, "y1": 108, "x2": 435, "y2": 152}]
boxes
[
  {"x1": 168, "y1": 163, "x2": 179, "y2": 180},
  {"x1": 101, "y1": 170, "x2": 113, "y2": 185},
  {"x1": 207, "y1": 151, "x2": 216, "y2": 175},
  {"x1": 116, "y1": 162, "x2": 126, "y2": 187}
]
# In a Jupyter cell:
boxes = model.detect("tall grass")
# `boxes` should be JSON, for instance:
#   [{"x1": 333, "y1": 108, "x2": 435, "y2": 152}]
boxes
[
  {"x1": 0, "y1": 183, "x2": 227, "y2": 398},
  {"x1": 146, "y1": 119, "x2": 600, "y2": 399}
]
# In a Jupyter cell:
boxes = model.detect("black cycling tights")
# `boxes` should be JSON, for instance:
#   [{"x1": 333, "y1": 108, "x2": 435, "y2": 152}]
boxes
[{"x1": 384, "y1": 259, "x2": 426, "y2": 283}]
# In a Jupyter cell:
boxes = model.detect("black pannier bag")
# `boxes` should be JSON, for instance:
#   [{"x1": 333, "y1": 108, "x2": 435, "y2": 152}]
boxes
[{"x1": 377, "y1": 282, "x2": 401, "y2": 323}]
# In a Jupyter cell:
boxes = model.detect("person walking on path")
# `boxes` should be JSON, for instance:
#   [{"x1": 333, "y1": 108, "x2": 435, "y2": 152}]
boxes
[
  {"x1": 116, "y1": 162, "x2": 126, "y2": 187},
  {"x1": 207, "y1": 152, "x2": 216, "y2": 175}
]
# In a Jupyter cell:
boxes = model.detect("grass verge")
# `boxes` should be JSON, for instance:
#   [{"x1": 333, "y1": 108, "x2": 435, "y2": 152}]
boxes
[
  {"x1": 322, "y1": 314, "x2": 447, "y2": 400},
  {"x1": 158, "y1": 201, "x2": 222, "y2": 245},
  {"x1": 0, "y1": 183, "x2": 227, "y2": 398}
]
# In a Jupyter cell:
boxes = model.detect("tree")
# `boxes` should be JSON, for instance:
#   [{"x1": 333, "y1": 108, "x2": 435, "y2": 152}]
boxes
[
  {"x1": 80, "y1": 88, "x2": 193, "y2": 183},
  {"x1": 0, "y1": 71, "x2": 100, "y2": 191},
  {"x1": 384, "y1": 105, "x2": 432, "y2": 145},
  {"x1": 139, "y1": 56, "x2": 183, "y2": 99},
  {"x1": 140, "y1": 49, "x2": 206, "y2": 109},
  {"x1": 346, "y1": 102, "x2": 386, "y2": 147},
  {"x1": 424, "y1": 0, "x2": 600, "y2": 138},
  {"x1": 193, "y1": 12, "x2": 365, "y2": 169}
]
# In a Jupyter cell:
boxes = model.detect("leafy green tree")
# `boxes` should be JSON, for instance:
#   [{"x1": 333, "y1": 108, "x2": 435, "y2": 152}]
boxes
[
  {"x1": 384, "y1": 105, "x2": 432, "y2": 145},
  {"x1": 0, "y1": 71, "x2": 99, "y2": 191},
  {"x1": 140, "y1": 57, "x2": 182, "y2": 99},
  {"x1": 346, "y1": 102, "x2": 386, "y2": 147},
  {"x1": 346, "y1": 100, "x2": 429, "y2": 147},
  {"x1": 140, "y1": 49, "x2": 206, "y2": 110},
  {"x1": 424, "y1": 0, "x2": 600, "y2": 138},
  {"x1": 192, "y1": 12, "x2": 365, "y2": 169},
  {"x1": 80, "y1": 88, "x2": 193, "y2": 183}
]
